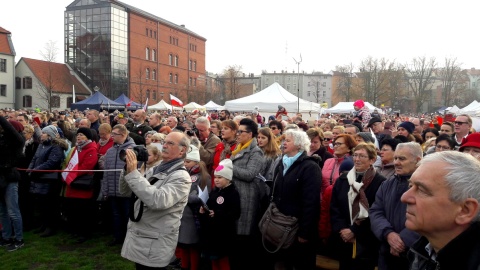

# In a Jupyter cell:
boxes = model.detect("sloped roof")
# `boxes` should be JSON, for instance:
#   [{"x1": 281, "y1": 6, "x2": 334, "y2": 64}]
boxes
[
  {"x1": 21, "y1": 58, "x2": 90, "y2": 95},
  {"x1": 0, "y1": 26, "x2": 14, "y2": 55}
]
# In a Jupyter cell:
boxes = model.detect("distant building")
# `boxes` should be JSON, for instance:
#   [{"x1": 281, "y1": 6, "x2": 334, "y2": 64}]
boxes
[
  {"x1": 0, "y1": 27, "x2": 16, "y2": 108},
  {"x1": 15, "y1": 58, "x2": 91, "y2": 110},
  {"x1": 65, "y1": 0, "x2": 206, "y2": 106}
]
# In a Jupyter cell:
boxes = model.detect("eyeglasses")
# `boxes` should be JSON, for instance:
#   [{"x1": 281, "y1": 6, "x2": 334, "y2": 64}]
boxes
[
  {"x1": 270, "y1": 127, "x2": 278, "y2": 130},
  {"x1": 435, "y1": 145, "x2": 451, "y2": 150},
  {"x1": 440, "y1": 129, "x2": 451, "y2": 132},
  {"x1": 352, "y1": 154, "x2": 369, "y2": 159},
  {"x1": 236, "y1": 130, "x2": 250, "y2": 135},
  {"x1": 380, "y1": 148, "x2": 392, "y2": 152},
  {"x1": 454, "y1": 121, "x2": 468, "y2": 125},
  {"x1": 323, "y1": 138, "x2": 332, "y2": 141},
  {"x1": 333, "y1": 142, "x2": 345, "y2": 147},
  {"x1": 111, "y1": 132, "x2": 122, "y2": 136}
]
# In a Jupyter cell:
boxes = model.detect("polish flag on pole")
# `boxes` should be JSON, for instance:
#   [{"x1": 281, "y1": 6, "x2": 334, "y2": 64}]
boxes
[
  {"x1": 143, "y1": 98, "x2": 149, "y2": 111},
  {"x1": 170, "y1": 94, "x2": 183, "y2": 107}
]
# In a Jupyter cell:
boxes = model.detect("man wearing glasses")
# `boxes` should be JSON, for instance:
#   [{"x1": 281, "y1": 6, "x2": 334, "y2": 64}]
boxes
[
  {"x1": 452, "y1": 114, "x2": 472, "y2": 150},
  {"x1": 120, "y1": 132, "x2": 191, "y2": 269}
]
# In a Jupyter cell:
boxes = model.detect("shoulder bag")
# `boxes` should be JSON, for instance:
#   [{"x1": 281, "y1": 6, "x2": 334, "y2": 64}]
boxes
[
  {"x1": 70, "y1": 174, "x2": 95, "y2": 190},
  {"x1": 258, "y1": 165, "x2": 299, "y2": 253}
]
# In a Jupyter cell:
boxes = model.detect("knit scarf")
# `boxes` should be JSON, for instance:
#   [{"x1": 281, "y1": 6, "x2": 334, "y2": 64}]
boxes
[
  {"x1": 76, "y1": 139, "x2": 92, "y2": 152},
  {"x1": 220, "y1": 139, "x2": 237, "y2": 161},
  {"x1": 98, "y1": 137, "x2": 110, "y2": 147},
  {"x1": 347, "y1": 166, "x2": 375, "y2": 225},
  {"x1": 282, "y1": 151, "x2": 303, "y2": 175},
  {"x1": 153, "y1": 157, "x2": 183, "y2": 175},
  {"x1": 231, "y1": 138, "x2": 253, "y2": 157}
]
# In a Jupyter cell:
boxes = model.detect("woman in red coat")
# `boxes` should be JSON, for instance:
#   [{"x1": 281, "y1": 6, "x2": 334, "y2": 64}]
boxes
[
  {"x1": 211, "y1": 120, "x2": 238, "y2": 188},
  {"x1": 62, "y1": 127, "x2": 99, "y2": 243}
]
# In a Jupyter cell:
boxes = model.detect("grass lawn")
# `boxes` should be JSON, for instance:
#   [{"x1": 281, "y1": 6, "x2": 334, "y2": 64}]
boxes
[{"x1": 0, "y1": 230, "x2": 135, "y2": 270}]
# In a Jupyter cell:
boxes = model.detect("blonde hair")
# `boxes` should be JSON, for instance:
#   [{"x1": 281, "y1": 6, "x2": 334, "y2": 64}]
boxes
[{"x1": 151, "y1": 132, "x2": 166, "y2": 142}]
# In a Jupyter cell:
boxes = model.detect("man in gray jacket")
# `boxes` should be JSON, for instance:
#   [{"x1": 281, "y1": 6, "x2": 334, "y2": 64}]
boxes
[{"x1": 120, "y1": 132, "x2": 191, "y2": 269}]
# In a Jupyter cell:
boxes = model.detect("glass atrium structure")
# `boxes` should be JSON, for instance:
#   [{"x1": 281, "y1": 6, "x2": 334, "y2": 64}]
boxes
[{"x1": 65, "y1": 0, "x2": 128, "y2": 99}]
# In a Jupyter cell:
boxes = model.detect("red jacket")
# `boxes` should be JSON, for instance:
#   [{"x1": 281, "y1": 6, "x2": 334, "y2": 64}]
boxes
[
  {"x1": 97, "y1": 137, "x2": 114, "y2": 156},
  {"x1": 212, "y1": 141, "x2": 237, "y2": 187},
  {"x1": 64, "y1": 142, "x2": 99, "y2": 199},
  {"x1": 319, "y1": 184, "x2": 333, "y2": 239}
]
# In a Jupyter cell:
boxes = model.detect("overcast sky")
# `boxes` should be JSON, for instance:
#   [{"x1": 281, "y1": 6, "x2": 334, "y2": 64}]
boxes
[{"x1": 2, "y1": 0, "x2": 480, "y2": 75}]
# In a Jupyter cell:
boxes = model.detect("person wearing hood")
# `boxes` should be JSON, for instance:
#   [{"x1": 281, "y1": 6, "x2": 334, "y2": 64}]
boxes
[
  {"x1": 275, "y1": 105, "x2": 288, "y2": 120},
  {"x1": 0, "y1": 117, "x2": 26, "y2": 251},
  {"x1": 102, "y1": 124, "x2": 136, "y2": 246},
  {"x1": 352, "y1": 100, "x2": 371, "y2": 131},
  {"x1": 370, "y1": 142, "x2": 422, "y2": 270},
  {"x1": 61, "y1": 127, "x2": 99, "y2": 243},
  {"x1": 28, "y1": 124, "x2": 69, "y2": 238}
]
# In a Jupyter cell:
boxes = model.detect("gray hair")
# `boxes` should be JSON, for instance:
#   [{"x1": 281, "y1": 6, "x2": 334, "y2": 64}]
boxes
[
  {"x1": 396, "y1": 142, "x2": 423, "y2": 159},
  {"x1": 284, "y1": 130, "x2": 311, "y2": 152},
  {"x1": 195, "y1": 116, "x2": 210, "y2": 128},
  {"x1": 178, "y1": 133, "x2": 191, "y2": 159},
  {"x1": 420, "y1": 151, "x2": 480, "y2": 221}
]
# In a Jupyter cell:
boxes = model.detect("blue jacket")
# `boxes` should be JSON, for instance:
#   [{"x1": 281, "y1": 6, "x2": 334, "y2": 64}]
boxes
[
  {"x1": 102, "y1": 137, "x2": 136, "y2": 197},
  {"x1": 369, "y1": 174, "x2": 420, "y2": 269}
]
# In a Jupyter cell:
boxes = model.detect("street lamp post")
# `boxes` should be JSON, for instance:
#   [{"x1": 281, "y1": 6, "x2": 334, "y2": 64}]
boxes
[{"x1": 293, "y1": 54, "x2": 302, "y2": 114}]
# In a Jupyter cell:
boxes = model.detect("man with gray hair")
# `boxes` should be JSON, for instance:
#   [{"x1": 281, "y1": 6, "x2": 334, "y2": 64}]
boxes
[
  {"x1": 401, "y1": 151, "x2": 480, "y2": 269},
  {"x1": 194, "y1": 116, "x2": 220, "y2": 170},
  {"x1": 370, "y1": 142, "x2": 422, "y2": 270}
]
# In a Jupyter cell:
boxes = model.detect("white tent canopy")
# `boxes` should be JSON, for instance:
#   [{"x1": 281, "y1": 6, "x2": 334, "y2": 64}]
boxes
[
  {"x1": 203, "y1": 100, "x2": 223, "y2": 110},
  {"x1": 324, "y1": 102, "x2": 384, "y2": 114},
  {"x1": 446, "y1": 105, "x2": 461, "y2": 114},
  {"x1": 148, "y1": 99, "x2": 182, "y2": 111},
  {"x1": 460, "y1": 100, "x2": 480, "y2": 115},
  {"x1": 183, "y1": 102, "x2": 206, "y2": 112},
  {"x1": 224, "y1": 82, "x2": 321, "y2": 113}
]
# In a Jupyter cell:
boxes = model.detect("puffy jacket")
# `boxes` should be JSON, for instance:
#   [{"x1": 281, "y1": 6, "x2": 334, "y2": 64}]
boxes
[
  {"x1": 62, "y1": 142, "x2": 99, "y2": 199},
  {"x1": 321, "y1": 155, "x2": 347, "y2": 195},
  {"x1": 102, "y1": 137, "x2": 136, "y2": 197}
]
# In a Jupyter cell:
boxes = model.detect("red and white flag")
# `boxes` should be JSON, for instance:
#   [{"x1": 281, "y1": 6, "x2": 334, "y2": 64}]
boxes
[
  {"x1": 143, "y1": 98, "x2": 149, "y2": 111},
  {"x1": 62, "y1": 149, "x2": 79, "y2": 184},
  {"x1": 170, "y1": 94, "x2": 183, "y2": 107}
]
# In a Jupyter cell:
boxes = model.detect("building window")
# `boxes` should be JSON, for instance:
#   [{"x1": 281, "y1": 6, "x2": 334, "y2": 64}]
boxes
[
  {"x1": 307, "y1": 91, "x2": 311, "y2": 97},
  {"x1": 152, "y1": 69, "x2": 156, "y2": 80},
  {"x1": 23, "y1": 95, "x2": 32, "y2": 107},
  {"x1": 194, "y1": 78, "x2": 197, "y2": 87},
  {"x1": 189, "y1": 60, "x2": 192, "y2": 71},
  {"x1": 322, "y1": 82, "x2": 326, "y2": 87},
  {"x1": 23, "y1": 77, "x2": 32, "y2": 89},
  {"x1": 189, "y1": 77, "x2": 192, "y2": 86},
  {"x1": 175, "y1": 74, "x2": 178, "y2": 84},
  {"x1": 287, "y1": 84, "x2": 290, "y2": 90},
  {"x1": 146, "y1": 28, "x2": 149, "y2": 36},
  {"x1": 51, "y1": 96, "x2": 60, "y2": 108},
  {"x1": 66, "y1": 97, "x2": 73, "y2": 108},
  {"x1": 146, "y1": 68, "x2": 150, "y2": 80},
  {"x1": 323, "y1": 91, "x2": 326, "y2": 96},
  {"x1": 307, "y1": 82, "x2": 311, "y2": 87},
  {"x1": 154, "y1": 31, "x2": 157, "y2": 39},
  {"x1": 15, "y1": 77, "x2": 21, "y2": 89},
  {"x1": 169, "y1": 73, "x2": 173, "y2": 83},
  {"x1": 149, "y1": 29, "x2": 152, "y2": 37},
  {"x1": 0, "y1": 85, "x2": 5, "y2": 96},
  {"x1": 169, "y1": 54, "x2": 172, "y2": 65},
  {"x1": 193, "y1": 61, "x2": 196, "y2": 71},
  {"x1": 152, "y1": 49, "x2": 156, "y2": 61},
  {"x1": 146, "y1": 89, "x2": 150, "y2": 99},
  {"x1": 174, "y1": 55, "x2": 178, "y2": 67},
  {"x1": 0, "y1": 59, "x2": 6, "y2": 72},
  {"x1": 153, "y1": 90, "x2": 157, "y2": 100},
  {"x1": 146, "y1": 48, "x2": 150, "y2": 60}
]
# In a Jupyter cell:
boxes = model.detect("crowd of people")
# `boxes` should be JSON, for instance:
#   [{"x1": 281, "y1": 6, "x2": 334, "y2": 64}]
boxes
[{"x1": 0, "y1": 99, "x2": 480, "y2": 270}]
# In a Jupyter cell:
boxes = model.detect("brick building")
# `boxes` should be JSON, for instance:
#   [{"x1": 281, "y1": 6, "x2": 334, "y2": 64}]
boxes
[{"x1": 65, "y1": 0, "x2": 206, "y2": 106}]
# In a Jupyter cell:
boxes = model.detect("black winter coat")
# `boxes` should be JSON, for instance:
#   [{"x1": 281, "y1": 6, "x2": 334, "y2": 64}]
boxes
[
  {"x1": 0, "y1": 117, "x2": 25, "y2": 185},
  {"x1": 200, "y1": 183, "x2": 241, "y2": 257},
  {"x1": 271, "y1": 152, "x2": 322, "y2": 241}
]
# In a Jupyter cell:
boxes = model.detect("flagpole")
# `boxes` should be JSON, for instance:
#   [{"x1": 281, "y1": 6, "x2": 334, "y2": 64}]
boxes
[{"x1": 72, "y1": 85, "x2": 76, "y2": 103}]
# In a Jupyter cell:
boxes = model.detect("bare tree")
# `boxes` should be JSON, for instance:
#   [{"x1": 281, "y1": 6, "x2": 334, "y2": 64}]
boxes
[
  {"x1": 357, "y1": 57, "x2": 393, "y2": 106},
  {"x1": 37, "y1": 40, "x2": 66, "y2": 111},
  {"x1": 406, "y1": 56, "x2": 437, "y2": 113},
  {"x1": 222, "y1": 65, "x2": 242, "y2": 100},
  {"x1": 334, "y1": 63, "x2": 355, "y2": 101},
  {"x1": 386, "y1": 63, "x2": 407, "y2": 110},
  {"x1": 132, "y1": 64, "x2": 147, "y2": 104},
  {"x1": 438, "y1": 57, "x2": 464, "y2": 106},
  {"x1": 307, "y1": 75, "x2": 323, "y2": 103}
]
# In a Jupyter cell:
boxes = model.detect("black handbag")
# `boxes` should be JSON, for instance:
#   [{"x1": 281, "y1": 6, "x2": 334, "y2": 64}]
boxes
[{"x1": 70, "y1": 174, "x2": 94, "y2": 190}]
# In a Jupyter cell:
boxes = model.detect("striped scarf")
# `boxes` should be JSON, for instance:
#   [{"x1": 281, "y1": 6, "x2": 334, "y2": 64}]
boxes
[{"x1": 347, "y1": 166, "x2": 375, "y2": 225}]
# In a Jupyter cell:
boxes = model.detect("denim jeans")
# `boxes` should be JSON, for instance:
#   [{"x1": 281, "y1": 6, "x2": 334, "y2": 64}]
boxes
[{"x1": 0, "y1": 182, "x2": 23, "y2": 240}]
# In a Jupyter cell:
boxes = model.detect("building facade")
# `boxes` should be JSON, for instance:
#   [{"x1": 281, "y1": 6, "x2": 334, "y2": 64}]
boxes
[
  {"x1": 65, "y1": 0, "x2": 206, "y2": 106},
  {"x1": 0, "y1": 27, "x2": 16, "y2": 109}
]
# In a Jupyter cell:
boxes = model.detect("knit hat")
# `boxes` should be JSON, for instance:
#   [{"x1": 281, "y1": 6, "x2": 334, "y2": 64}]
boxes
[
  {"x1": 76, "y1": 127, "x2": 93, "y2": 140},
  {"x1": 357, "y1": 132, "x2": 375, "y2": 143},
  {"x1": 398, "y1": 122, "x2": 415, "y2": 134},
  {"x1": 268, "y1": 115, "x2": 275, "y2": 121},
  {"x1": 367, "y1": 117, "x2": 382, "y2": 128},
  {"x1": 186, "y1": 144, "x2": 201, "y2": 162},
  {"x1": 42, "y1": 125, "x2": 59, "y2": 139},
  {"x1": 459, "y1": 133, "x2": 480, "y2": 152},
  {"x1": 353, "y1": 100, "x2": 365, "y2": 108},
  {"x1": 214, "y1": 159, "x2": 233, "y2": 181},
  {"x1": 8, "y1": 120, "x2": 24, "y2": 133},
  {"x1": 339, "y1": 157, "x2": 354, "y2": 173}
]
